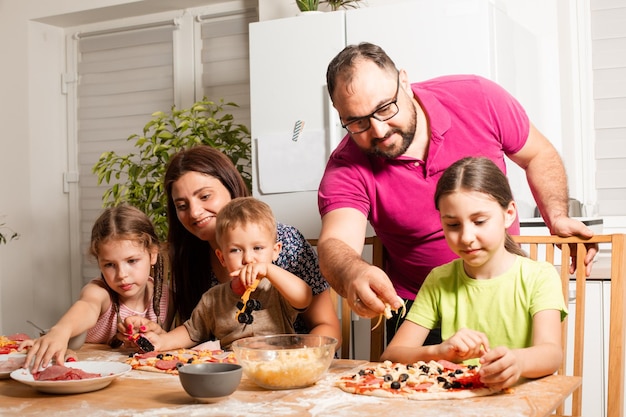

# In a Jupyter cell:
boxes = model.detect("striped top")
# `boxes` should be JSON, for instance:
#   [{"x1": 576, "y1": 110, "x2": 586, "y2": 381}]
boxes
[{"x1": 86, "y1": 277, "x2": 169, "y2": 344}]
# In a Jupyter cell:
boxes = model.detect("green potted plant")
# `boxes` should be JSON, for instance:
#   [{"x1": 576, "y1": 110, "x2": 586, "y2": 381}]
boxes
[
  {"x1": 296, "y1": 0, "x2": 320, "y2": 12},
  {"x1": 92, "y1": 98, "x2": 251, "y2": 241},
  {"x1": 296, "y1": 0, "x2": 363, "y2": 12},
  {"x1": 321, "y1": 0, "x2": 363, "y2": 11},
  {"x1": 0, "y1": 219, "x2": 19, "y2": 245}
]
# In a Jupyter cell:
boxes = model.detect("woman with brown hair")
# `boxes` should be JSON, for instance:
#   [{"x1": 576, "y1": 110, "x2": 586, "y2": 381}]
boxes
[{"x1": 160, "y1": 145, "x2": 339, "y2": 343}]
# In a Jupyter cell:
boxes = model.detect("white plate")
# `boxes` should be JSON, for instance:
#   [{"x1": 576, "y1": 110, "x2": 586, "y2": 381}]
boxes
[
  {"x1": 10, "y1": 361, "x2": 131, "y2": 394},
  {"x1": 0, "y1": 353, "x2": 27, "y2": 379}
]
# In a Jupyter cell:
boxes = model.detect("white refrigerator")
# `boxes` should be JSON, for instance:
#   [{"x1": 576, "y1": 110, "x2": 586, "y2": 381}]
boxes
[{"x1": 249, "y1": 0, "x2": 541, "y2": 239}]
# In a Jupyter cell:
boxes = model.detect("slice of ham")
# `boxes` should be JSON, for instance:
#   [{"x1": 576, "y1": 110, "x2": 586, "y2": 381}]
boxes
[
  {"x1": 6, "y1": 333, "x2": 30, "y2": 342},
  {"x1": 0, "y1": 356, "x2": 26, "y2": 372},
  {"x1": 33, "y1": 364, "x2": 101, "y2": 381},
  {"x1": 437, "y1": 359, "x2": 464, "y2": 370}
]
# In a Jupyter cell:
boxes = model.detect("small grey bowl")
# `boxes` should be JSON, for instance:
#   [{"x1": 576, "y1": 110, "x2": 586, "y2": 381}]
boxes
[{"x1": 178, "y1": 363, "x2": 242, "y2": 402}]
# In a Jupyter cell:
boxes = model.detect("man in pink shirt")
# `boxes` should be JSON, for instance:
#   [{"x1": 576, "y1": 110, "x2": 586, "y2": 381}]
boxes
[{"x1": 317, "y1": 42, "x2": 596, "y2": 342}]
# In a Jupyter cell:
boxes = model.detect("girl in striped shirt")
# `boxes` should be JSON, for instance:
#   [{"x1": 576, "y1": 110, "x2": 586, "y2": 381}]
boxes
[{"x1": 22, "y1": 204, "x2": 171, "y2": 371}]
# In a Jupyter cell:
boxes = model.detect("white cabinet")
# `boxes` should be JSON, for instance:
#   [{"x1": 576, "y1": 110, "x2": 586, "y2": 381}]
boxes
[
  {"x1": 566, "y1": 280, "x2": 610, "y2": 417},
  {"x1": 564, "y1": 280, "x2": 609, "y2": 416},
  {"x1": 249, "y1": 0, "x2": 536, "y2": 238}
]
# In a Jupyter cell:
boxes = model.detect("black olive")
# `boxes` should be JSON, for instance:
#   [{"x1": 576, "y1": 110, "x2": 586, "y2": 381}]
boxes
[
  {"x1": 383, "y1": 374, "x2": 393, "y2": 382},
  {"x1": 398, "y1": 373, "x2": 409, "y2": 382},
  {"x1": 419, "y1": 365, "x2": 430, "y2": 373},
  {"x1": 390, "y1": 381, "x2": 401, "y2": 389},
  {"x1": 454, "y1": 369, "x2": 464, "y2": 374},
  {"x1": 436, "y1": 376, "x2": 447, "y2": 384},
  {"x1": 156, "y1": 353, "x2": 164, "y2": 359}
]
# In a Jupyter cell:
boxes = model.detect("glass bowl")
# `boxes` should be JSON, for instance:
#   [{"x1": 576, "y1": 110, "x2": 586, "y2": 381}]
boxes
[{"x1": 231, "y1": 334, "x2": 337, "y2": 389}]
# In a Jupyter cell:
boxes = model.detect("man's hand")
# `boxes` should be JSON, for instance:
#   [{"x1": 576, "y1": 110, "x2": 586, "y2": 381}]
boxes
[
  {"x1": 550, "y1": 216, "x2": 597, "y2": 276},
  {"x1": 347, "y1": 264, "x2": 402, "y2": 319}
]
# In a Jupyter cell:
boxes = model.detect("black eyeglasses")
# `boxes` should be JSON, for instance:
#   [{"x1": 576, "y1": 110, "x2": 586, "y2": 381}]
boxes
[{"x1": 341, "y1": 74, "x2": 400, "y2": 134}]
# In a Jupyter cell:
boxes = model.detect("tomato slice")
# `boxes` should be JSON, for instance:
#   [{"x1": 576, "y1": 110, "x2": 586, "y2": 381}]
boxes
[
  {"x1": 454, "y1": 373, "x2": 485, "y2": 388},
  {"x1": 0, "y1": 346, "x2": 18, "y2": 355}
]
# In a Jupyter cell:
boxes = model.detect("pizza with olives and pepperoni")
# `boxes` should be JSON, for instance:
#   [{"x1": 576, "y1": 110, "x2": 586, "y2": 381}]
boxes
[
  {"x1": 336, "y1": 359, "x2": 500, "y2": 400},
  {"x1": 125, "y1": 349, "x2": 237, "y2": 375}
]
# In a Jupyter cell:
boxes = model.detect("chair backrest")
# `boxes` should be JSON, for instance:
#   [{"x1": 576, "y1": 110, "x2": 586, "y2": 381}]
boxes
[
  {"x1": 308, "y1": 236, "x2": 386, "y2": 361},
  {"x1": 512, "y1": 234, "x2": 626, "y2": 417}
]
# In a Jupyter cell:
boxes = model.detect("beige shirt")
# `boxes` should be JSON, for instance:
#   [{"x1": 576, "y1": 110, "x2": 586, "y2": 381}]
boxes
[{"x1": 183, "y1": 278, "x2": 299, "y2": 350}]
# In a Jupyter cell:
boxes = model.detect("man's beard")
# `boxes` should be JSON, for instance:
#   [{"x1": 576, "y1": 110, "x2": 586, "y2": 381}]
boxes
[{"x1": 368, "y1": 112, "x2": 417, "y2": 159}]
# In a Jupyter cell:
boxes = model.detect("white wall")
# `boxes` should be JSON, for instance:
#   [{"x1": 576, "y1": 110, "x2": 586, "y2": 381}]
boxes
[
  {"x1": 0, "y1": 1, "x2": 75, "y2": 336},
  {"x1": 0, "y1": 0, "x2": 579, "y2": 335}
]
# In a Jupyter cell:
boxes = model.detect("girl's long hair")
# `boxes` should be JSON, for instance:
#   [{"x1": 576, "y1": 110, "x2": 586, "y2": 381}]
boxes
[
  {"x1": 89, "y1": 204, "x2": 164, "y2": 344},
  {"x1": 434, "y1": 157, "x2": 526, "y2": 257}
]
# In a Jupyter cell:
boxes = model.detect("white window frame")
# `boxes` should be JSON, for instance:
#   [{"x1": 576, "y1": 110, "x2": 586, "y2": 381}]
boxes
[{"x1": 64, "y1": 1, "x2": 257, "y2": 298}]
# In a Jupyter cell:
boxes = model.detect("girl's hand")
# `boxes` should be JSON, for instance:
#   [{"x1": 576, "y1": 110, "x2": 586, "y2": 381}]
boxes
[
  {"x1": 232, "y1": 262, "x2": 269, "y2": 288},
  {"x1": 121, "y1": 316, "x2": 162, "y2": 336},
  {"x1": 17, "y1": 338, "x2": 34, "y2": 352},
  {"x1": 21, "y1": 328, "x2": 71, "y2": 373},
  {"x1": 437, "y1": 328, "x2": 490, "y2": 362},
  {"x1": 479, "y1": 346, "x2": 522, "y2": 391},
  {"x1": 117, "y1": 316, "x2": 164, "y2": 350}
]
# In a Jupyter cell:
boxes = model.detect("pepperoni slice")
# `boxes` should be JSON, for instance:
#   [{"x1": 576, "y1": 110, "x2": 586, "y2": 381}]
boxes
[
  {"x1": 155, "y1": 359, "x2": 181, "y2": 371},
  {"x1": 136, "y1": 351, "x2": 160, "y2": 360}
]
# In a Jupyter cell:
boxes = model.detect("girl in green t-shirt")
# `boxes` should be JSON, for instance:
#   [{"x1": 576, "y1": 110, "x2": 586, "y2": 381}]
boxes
[{"x1": 381, "y1": 156, "x2": 566, "y2": 392}]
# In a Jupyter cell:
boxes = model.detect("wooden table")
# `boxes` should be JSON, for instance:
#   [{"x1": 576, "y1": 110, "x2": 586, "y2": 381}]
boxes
[{"x1": 1, "y1": 344, "x2": 581, "y2": 417}]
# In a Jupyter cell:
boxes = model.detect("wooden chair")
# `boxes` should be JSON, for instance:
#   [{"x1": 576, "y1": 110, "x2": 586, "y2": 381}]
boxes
[
  {"x1": 308, "y1": 236, "x2": 387, "y2": 361},
  {"x1": 512, "y1": 234, "x2": 626, "y2": 417}
]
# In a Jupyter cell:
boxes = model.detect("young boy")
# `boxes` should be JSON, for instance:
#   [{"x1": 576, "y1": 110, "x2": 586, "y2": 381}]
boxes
[{"x1": 132, "y1": 197, "x2": 312, "y2": 351}]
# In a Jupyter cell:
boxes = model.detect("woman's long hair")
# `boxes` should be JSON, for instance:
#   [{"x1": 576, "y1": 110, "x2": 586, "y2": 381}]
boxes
[{"x1": 164, "y1": 145, "x2": 250, "y2": 322}]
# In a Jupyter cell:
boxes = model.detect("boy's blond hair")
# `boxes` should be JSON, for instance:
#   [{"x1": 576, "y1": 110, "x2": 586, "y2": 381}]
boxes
[{"x1": 215, "y1": 197, "x2": 277, "y2": 247}]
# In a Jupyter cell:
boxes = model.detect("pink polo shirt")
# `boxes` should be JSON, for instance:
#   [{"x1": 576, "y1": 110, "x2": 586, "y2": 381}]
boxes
[{"x1": 318, "y1": 75, "x2": 528, "y2": 300}]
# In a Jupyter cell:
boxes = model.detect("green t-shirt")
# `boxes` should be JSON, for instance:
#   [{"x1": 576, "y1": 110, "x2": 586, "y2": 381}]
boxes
[{"x1": 406, "y1": 255, "x2": 568, "y2": 359}]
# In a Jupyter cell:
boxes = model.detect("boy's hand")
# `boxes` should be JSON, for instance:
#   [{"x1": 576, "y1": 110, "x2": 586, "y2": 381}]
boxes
[
  {"x1": 479, "y1": 346, "x2": 522, "y2": 391},
  {"x1": 437, "y1": 328, "x2": 490, "y2": 362},
  {"x1": 232, "y1": 262, "x2": 270, "y2": 288}
]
